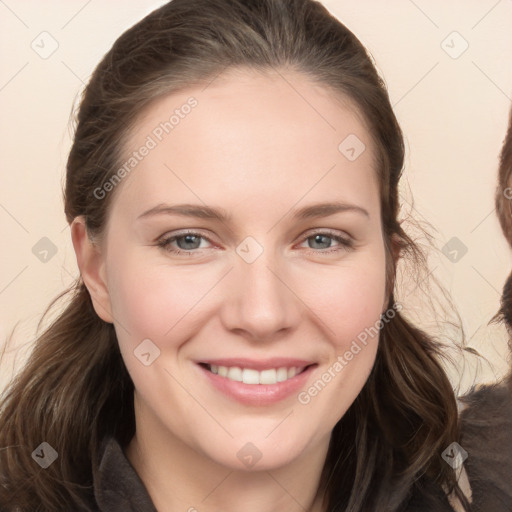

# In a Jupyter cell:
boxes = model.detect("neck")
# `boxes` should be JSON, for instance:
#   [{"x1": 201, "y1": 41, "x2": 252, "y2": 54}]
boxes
[{"x1": 125, "y1": 406, "x2": 330, "y2": 512}]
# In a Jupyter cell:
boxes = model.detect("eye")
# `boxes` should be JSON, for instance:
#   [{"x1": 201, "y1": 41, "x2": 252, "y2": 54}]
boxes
[
  {"x1": 299, "y1": 231, "x2": 353, "y2": 254},
  {"x1": 157, "y1": 231, "x2": 213, "y2": 255}
]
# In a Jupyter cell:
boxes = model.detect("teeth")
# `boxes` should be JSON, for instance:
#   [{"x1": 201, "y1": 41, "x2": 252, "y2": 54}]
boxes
[
  {"x1": 259, "y1": 369, "x2": 277, "y2": 384},
  {"x1": 227, "y1": 367, "x2": 243, "y2": 382},
  {"x1": 242, "y1": 368, "x2": 259, "y2": 384},
  {"x1": 276, "y1": 367, "x2": 288, "y2": 382},
  {"x1": 207, "y1": 364, "x2": 306, "y2": 384}
]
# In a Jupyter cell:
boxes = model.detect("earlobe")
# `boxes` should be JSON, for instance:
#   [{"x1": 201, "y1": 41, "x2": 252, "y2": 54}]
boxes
[{"x1": 70, "y1": 216, "x2": 113, "y2": 323}]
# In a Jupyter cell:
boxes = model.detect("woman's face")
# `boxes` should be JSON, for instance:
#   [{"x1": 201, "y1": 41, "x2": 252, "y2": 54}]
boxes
[{"x1": 96, "y1": 68, "x2": 388, "y2": 470}]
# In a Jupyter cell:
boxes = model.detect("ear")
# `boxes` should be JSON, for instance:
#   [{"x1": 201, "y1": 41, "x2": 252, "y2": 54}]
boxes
[{"x1": 70, "y1": 216, "x2": 113, "y2": 323}]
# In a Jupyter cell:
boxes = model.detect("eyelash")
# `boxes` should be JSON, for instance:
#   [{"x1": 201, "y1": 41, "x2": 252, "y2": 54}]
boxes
[{"x1": 156, "y1": 229, "x2": 354, "y2": 256}]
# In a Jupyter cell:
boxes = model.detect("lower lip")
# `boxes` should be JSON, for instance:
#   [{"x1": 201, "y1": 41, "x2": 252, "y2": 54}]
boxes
[{"x1": 198, "y1": 364, "x2": 317, "y2": 406}]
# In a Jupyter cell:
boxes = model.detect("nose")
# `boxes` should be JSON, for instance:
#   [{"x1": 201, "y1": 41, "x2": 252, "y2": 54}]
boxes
[{"x1": 219, "y1": 248, "x2": 303, "y2": 342}]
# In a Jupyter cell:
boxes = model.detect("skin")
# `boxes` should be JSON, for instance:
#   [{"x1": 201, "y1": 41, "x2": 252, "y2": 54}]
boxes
[{"x1": 71, "y1": 68, "x2": 390, "y2": 512}]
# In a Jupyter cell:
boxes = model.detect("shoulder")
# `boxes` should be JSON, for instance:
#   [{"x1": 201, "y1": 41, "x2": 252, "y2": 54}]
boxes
[{"x1": 459, "y1": 374, "x2": 512, "y2": 511}]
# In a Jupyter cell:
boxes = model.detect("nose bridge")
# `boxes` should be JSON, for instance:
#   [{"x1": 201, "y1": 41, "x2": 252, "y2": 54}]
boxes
[{"x1": 222, "y1": 240, "x2": 300, "y2": 339}]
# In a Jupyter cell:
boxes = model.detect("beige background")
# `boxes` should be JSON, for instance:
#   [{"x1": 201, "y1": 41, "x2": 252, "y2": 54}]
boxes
[{"x1": 1, "y1": 0, "x2": 512, "y2": 395}]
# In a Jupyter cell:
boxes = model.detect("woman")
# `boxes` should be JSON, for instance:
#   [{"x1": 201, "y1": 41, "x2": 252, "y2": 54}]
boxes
[
  {"x1": 459, "y1": 105, "x2": 512, "y2": 511},
  {"x1": 0, "y1": 1, "x2": 471, "y2": 510}
]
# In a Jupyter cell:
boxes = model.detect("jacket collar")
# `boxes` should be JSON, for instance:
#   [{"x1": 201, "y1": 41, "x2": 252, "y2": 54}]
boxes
[{"x1": 93, "y1": 436, "x2": 158, "y2": 512}]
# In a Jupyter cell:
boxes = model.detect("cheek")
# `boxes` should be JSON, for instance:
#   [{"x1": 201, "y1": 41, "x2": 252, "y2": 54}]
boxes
[
  {"x1": 105, "y1": 251, "x2": 207, "y2": 347},
  {"x1": 294, "y1": 261, "x2": 386, "y2": 429},
  {"x1": 299, "y1": 258, "x2": 387, "y2": 348},
  {"x1": 105, "y1": 256, "x2": 209, "y2": 404},
  {"x1": 339, "y1": 270, "x2": 386, "y2": 340}
]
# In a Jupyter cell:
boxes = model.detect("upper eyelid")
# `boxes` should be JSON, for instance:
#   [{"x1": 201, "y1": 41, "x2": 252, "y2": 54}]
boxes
[{"x1": 159, "y1": 229, "x2": 216, "y2": 244}]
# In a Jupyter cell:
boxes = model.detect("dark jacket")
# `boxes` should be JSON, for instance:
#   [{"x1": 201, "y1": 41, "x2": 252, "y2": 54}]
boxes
[{"x1": 460, "y1": 375, "x2": 512, "y2": 512}]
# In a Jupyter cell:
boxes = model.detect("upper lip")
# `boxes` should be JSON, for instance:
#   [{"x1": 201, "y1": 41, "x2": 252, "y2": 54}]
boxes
[{"x1": 198, "y1": 358, "x2": 316, "y2": 371}]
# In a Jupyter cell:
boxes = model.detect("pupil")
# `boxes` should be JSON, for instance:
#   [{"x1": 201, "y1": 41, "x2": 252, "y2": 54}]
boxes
[
  {"x1": 312, "y1": 234, "x2": 329, "y2": 249},
  {"x1": 180, "y1": 235, "x2": 200, "y2": 249}
]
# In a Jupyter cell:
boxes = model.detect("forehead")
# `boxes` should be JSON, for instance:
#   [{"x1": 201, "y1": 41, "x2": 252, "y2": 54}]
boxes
[{"x1": 110, "y1": 68, "x2": 379, "y2": 220}]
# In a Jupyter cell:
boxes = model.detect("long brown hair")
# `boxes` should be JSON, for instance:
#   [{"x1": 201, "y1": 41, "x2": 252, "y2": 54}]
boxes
[
  {"x1": 495, "y1": 106, "x2": 512, "y2": 334},
  {"x1": 0, "y1": 1, "x2": 470, "y2": 510}
]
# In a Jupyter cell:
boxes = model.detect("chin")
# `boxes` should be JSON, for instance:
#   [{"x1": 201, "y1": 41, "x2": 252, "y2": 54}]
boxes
[{"x1": 199, "y1": 431, "x2": 314, "y2": 472}]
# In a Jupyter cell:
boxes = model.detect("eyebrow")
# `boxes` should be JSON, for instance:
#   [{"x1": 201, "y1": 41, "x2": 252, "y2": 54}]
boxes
[{"x1": 137, "y1": 201, "x2": 370, "y2": 222}]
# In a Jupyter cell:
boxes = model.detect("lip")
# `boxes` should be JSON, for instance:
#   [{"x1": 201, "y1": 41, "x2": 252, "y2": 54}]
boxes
[
  {"x1": 197, "y1": 361, "x2": 317, "y2": 406},
  {"x1": 197, "y1": 357, "x2": 315, "y2": 371}
]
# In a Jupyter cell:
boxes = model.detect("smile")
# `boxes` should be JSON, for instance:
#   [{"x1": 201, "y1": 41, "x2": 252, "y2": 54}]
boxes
[
  {"x1": 204, "y1": 364, "x2": 308, "y2": 385},
  {"x1": 197, "y1": 359, "x2": 317, "y2": 406}
]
